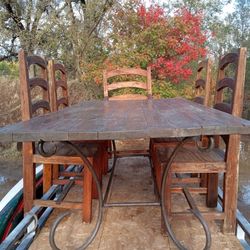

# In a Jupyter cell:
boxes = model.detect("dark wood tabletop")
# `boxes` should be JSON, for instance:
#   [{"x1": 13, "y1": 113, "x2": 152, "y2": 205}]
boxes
[{"x1": 1, "y1": 98, "x2": 250, "y2": 142}]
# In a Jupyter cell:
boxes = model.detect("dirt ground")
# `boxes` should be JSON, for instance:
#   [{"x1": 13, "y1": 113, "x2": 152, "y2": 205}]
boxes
[{"x1": 0, "y1": 143, "x2": 22, "y2": 199}]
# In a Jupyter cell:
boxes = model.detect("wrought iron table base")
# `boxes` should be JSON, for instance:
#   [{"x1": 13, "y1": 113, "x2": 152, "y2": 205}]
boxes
[{"x1": 38, "y1": 138, "x2": 211, "y2": 250}]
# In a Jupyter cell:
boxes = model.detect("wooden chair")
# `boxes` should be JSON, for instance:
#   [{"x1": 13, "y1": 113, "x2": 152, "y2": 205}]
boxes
[
  {"x1": 153, "y1": 48, "x2": 247, "y2": 233},
  {"x1": 103, "y1": 67, "x2": 152, "y2": 160},
  {"x1": 19, "y1": 50, "x2": 97, "y2": 223},
  {"x1": 48, "y1": 60, "x2": 69, "y2": 112},
  {"x1": 47, "y1": 59, "x2": 107, "y2": 198},
  {"x1": 103, "y1": 67, "x2": 152, "y2": 100},
  {"x1": 150, "y1": 59, "x2": 212, "y2": 191}
]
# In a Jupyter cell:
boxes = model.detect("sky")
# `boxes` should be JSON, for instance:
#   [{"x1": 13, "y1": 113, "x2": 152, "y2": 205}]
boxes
[{"x1": 143, "y1": 0, "x2": 235, "y2": 15}]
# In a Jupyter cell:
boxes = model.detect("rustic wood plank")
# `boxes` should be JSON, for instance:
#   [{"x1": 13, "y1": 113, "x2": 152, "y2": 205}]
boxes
[
  {"x1": 22, "y1": 142, "x2": 35, "y2": 212},
  {"x1": 171, "y1": 177, "x2": 201, "y2": 184},
  {"x1": 1, "y1": 98, "x2": 250, "y2": 142},
  {"x1": 34, "y1": 200, "x2": 82, "y2": 209},
  {"x1": 103, "y1": 67, "x2": 152, "y2": 100},
  {"x1": 217, "y1": 77, "x2": 234, "y2": 91},
  {"x1": 171, "y1": 187, "x2": 207, "y2": 193},
  {"x1": 170, "y1": 162, "x2": 226, "y2": 173},
  {"x1": 43, "y1": 164, "x2": 52, "y2": 193},
  {"x1": 107, "y1": 81, "x2": 147, "y2": 91},
  {"x1": 219, "y1": 52, "x2": 238, "y2": 69},
  {"x1": 223, "y1": 134, "x2": 241, "y2": 233},
  {"x1": 53, "y1": 179, "x2": 83, "y2": 186},
  {"x1": 106, "y1": 68, "x2": 148, "y2": 78},
  {"x1": 29, "y1": 78, "x2": 48, "y2": 90},
  {"x1": 27, "y1": 56, "x2": 47, "y2": 68},
  {"x1": 54, "y1": 63, "x2": 66, "y2": 74}
]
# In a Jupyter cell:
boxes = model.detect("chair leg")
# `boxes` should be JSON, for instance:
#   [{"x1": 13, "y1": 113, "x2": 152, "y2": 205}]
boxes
[
  {"x1": 200, "y1": 173, "x2": 208, "y2": 187},
  {"x1": 82, "y1": 158, "x2": 93, "y2": 223},
  {"x1": 223, "y1": 134, "x2": 240, "y2": 233},
  {"x1": 102, "y1": 141, "x2": 109, "y2": 175},
  {"x1": 43, "y1": 164, "x2": 53, "y2": 194},
  {"x1": 23, "y1": 142, "x2": 35, "y2": 213},
  {"x1": 52, "y1": 164, "x2": 59, "y2": 180},
  {"x1": 165, "y1": 172, "x2": 172, "y2": 216},
  {"x1": 92, "y1": 148, "x2": 103, "y2": 199},
  {"x1": 206, "y1": 173, "x2": 218, "y2": 207}
]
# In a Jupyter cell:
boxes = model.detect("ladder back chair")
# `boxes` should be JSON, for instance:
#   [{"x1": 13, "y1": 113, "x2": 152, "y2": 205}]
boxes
[
  {"x1": 47, "y1": 59, "x2": 107, "y2": 200},
  {"x1": 154, "y1": 48, "x2": 247, "y2": 234},
  {"x1": 48, "y1": 60, "x2": 69, "y2": 112},
  {"x1": 193, "y1": 59, "x2": 212, "y2": 106},
  {"x1": 19, "y1": 50, "x2": 96, "y2": 223},
  {"x1": 103, "y1": 67, "x2": 152, "y2": 100},
  {"x1": 103, "y1": 67, "x2": 152, "y2": 163},
  {"x1": 151, "y1": 58, "x2": 212, "y2": 191}
]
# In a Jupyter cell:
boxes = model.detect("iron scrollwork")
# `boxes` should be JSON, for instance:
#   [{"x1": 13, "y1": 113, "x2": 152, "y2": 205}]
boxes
[{"x1": 37, "y1": 140, "x2": 103, "y2": 250}]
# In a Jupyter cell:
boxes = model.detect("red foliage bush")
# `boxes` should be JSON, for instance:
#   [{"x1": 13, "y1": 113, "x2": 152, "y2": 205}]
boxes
[{"x1": 137, "y1": 5, "x2": 207, "y2": 83}]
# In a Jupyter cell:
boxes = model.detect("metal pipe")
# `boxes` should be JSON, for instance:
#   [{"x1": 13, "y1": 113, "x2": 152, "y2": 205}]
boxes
[
  {"x1": 55, "y1": 179, "x2": 75, "y2": 204},
  {"x1": 0, "y1": 185, "x2": 59, "y2": 250}
]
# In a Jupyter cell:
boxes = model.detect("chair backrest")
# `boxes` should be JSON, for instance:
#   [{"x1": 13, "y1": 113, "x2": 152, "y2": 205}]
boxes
[
  {"x1": 214, "y1": 47, "x2": 247, "y2": 117},
  {"x1": 48, "y1": 60, "x2": 69, "y2": 112},
  {"x1": 214, "y1": 48, "x2": 247, "y2": 147},
  {"x1": 193, "y1": 59, "x2": 212, "y2": 106},
  {"x1": 19, "y1": 49, "x2": 50, "y2": 121},
  {"x1": 103, "y1": 67, "x2": 152, "y2": 100}
]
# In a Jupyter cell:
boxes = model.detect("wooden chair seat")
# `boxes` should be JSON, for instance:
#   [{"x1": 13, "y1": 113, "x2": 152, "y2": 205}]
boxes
[
  {"x1": 35, "y1": 142, "x2": 98, "y2": 157},
  {"x1": 151, "y1": 138, "x2": 180, "y2": 143},
  {"x1": 158, "y1": 146, "x2": 225, "y2": 171},
  {"x1": 154, "y1": 146, "x2": 225, "y2": 192}
]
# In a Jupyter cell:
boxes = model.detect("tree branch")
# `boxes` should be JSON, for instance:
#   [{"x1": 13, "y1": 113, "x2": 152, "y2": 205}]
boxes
[
  {"x1": 0, "y1": 52, "x2": 18, "y2": 61},
  {"x1": 83, "y1": 0, "x2": 114, "y2": 50},
  {"x1": 0, "y1": 36, "x2": 18, "y2": 61},
  {"x1": 4, "y1": 2, "x2": 25, "y2": 31}
]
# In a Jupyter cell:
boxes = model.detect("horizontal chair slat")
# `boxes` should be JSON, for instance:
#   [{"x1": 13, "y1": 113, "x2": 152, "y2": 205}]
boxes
[
  {"x1": 162, "y1": 162, "x2": 226, "y2": 173},
  {"x1": 108, "y1": 81, "x2": 147, "y2": 91},
  {"x1": 34, "y1": 200, "x2": 82, "y2": 209},
  {"x1": 33, "y1": 155, "x2": 84, "y2": 164},
  {"x1": 107, "y1": 68, "x2": 147, "y2": 78}
]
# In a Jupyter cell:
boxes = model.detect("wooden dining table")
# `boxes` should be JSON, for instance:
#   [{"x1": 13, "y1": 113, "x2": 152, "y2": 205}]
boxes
[{"x1": 1, "y1": 97, "x2": 250, "y2": 248}]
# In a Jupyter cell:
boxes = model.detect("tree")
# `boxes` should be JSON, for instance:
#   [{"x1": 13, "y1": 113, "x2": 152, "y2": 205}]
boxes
[
  {"x1": 228, "y1": 0, "x2": 250, "y2": 49},
  {"x1": 106, "y1": 2, "x2": 207, "y2": 83},
  {"x1": 0, "y1": 0, "x2": 114, "y2": 79},
  {"x1": 161, "y1": 0, "x2": 233, "y2": 56},
  {"x1": 0, "y1": 0, "x2": 55, "y2": 58}
]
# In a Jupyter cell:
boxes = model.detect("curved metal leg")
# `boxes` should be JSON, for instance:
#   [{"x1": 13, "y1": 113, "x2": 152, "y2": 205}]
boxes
[
  {"x1": 160, "y1": 137, "x2": 211, "y2": 250},
  {"x1": 108, "y1": 140, "x2": 117, "y2": 173},
  {"x1": 38, "y1": 141, "x2": 103, "y2": 250}
]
